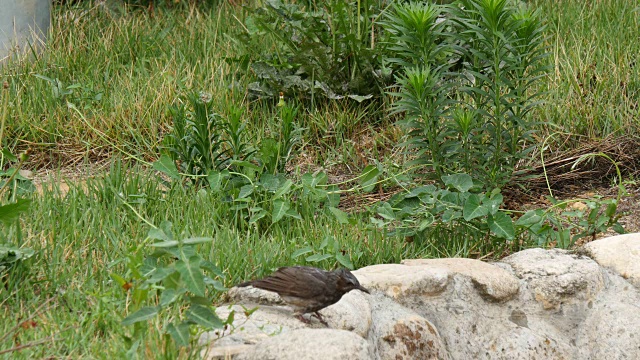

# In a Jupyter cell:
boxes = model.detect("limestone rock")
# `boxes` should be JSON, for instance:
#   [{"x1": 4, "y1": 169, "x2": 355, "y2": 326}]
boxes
[
  {"x1": 320, "y1": 289, "x2": 372, "y2": 337},
  {"x1": 354, "y1": 263, "x2": 449, "y2": 299},
  {"x1": 201, "y1": 235, "x2": 640, "y2": 360},
  {"x1": 369, "y1": 294, "x2": 448, "y2": 360},
  {"x1": 200, "y1": 304, "x2": 312, "y2": 359},
  {"x1": 401, "y1": 258, "x2": 520, "y2": 302},
  {"x1": 576, "y1": 301, "x2": 640, "y2": 359},
  {"x1": 235, "y1": 329, "x2": 372, "y2": 360},
  {"x1": 227, "y1": 285, "x2": 284, "y2": 306},
  {"x1": 502, "y1": 248, "x2": 604, "y2": 310},
  {"x1": 484, "y1": 327, "x2": 573, "y2": 360},
  {"x1": 583, "y1": 233, "x2": 640, "y2": 288}
]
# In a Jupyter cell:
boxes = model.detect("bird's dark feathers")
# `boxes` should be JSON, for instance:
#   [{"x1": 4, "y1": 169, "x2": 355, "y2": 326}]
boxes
[
  {"x1": 241, "y1": 266, "x2": 332, "y2": 299},
  {"x1": 236, "y1": 266, "x2": 369, "y2": 318}
]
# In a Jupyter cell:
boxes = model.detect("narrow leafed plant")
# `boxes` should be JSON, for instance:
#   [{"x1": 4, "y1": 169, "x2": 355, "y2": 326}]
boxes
[
  {"x1": 451, "y1": 0, "x2": 550, "y2": 188},
  {"x1": 163, "y1": 92, "x2": 228, "y2": 179},
  {"x1": 387, "y1": 0, "x2": 550, "y2": 190}
]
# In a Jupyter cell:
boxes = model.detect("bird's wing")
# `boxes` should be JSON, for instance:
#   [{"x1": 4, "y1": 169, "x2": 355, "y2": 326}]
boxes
[{"x1": 248, "y1": 266, "x2": 330, "y2": 298}]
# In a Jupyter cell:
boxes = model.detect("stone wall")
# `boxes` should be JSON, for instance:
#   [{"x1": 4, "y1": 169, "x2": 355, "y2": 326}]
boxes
[{"x1": 202, "y1": 234, "x2": 640, "y2": 360}]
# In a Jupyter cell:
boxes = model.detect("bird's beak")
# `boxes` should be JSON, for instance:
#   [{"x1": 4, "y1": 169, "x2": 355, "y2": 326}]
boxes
[{"x1": 358, "y1": 285, "x2": 370, "y2": 294}]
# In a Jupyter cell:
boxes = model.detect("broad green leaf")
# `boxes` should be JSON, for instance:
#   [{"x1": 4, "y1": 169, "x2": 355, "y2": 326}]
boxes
[
  {"x1": 200, "y1": 261, "x2": 225, "y2": 278},
  {"x1": 272, "y1": 199, "x2": 290, "y2": 223},
  {"x1": 515, "y1": 210, "x2": 542, "y2": 226},
  {"x1": 121, "y1": 306, "x2": 159, "y2": 326},
  {"x1": 162, "y1": 245, "x2": 196, "y2": 260},
  {"x1": 248, "y1": 208, "x2": 267, "y2": 224},
  {"x1": 306, "y1": 253, "x2": 333, "y2": 262},
  {"x1": 463, "y1": 194, "x2": 488, "y2": 221},
  {"x1": 176, "y1": 257, "x2": 206, "y2": 297},
  {"x1": 612, "y1": 222, "x2": 625, "y2": 234},
  {"x1": 360, "y1": 165, "x2": 380, "y2": 192},
  {"x1": 147, "y1": 226, "x2": 169, "y2": 241},
  {"x1": 149, "y1": 240, "x2": 180, "y2": 248},
  {"x1": 160, "y1": 288, "x2": 185, "y2": 307},
  {"x1": 488, "y1": 212, "x2": 515, "y2": 239},
  {"x1": 377, "y1": 202, "x2": 396, "y2": 220},
  {"x1": 484, "y1": 193, "x2": 504, "y2": 214},
  {"x1": 207, "y1": 171, "x2": 229, "y2": 192},
  {"x1": 274, "y1": 179, "x2": 294, "y2": 199},
  {"x1": 301, "y1": 173, "x2": 314, "y2": 188},
  {"x1": 292, "y1": 246, "x2": 313, "y2": 258},
  {"x1": 328, "y1": 207, "x2": 350, "y2": 224},
  {"x1": 230, "y1": 203, "x2": 249, "y2": 211},
  {"x1": 285, "y1": 209, "x2": 302, "y2": 220},
  {"x1": 0, "y1": 199, "x2": 31, "y2": 226},
  {"x1": 441, "y1": 209, "x2": 461, "y2": 222},
  {"x1": 225, "y1": 310, "x2": 235, "y2": 325},
  {"x1": 182, "y1": 237, "x2": 213, "y2": 245},
  {"x1": 347, "y1": 94, "x2": 373, "y2": 102},
  {"x1": 186, "y1": 304, "x2": 224, "y2": 329},
  {"x1": 370, "y1": 217, "x2": 386, "y2": 228},
  {"x1": 1, "y1": 148, "x2": 18, "y2": 162},
  {"x1": 319, "y1": 235, "x2": 330, "y2": 250},
  {"x1": 605, "y1": 202, "x2": 617, "y2": 218},
  {"x1": 260, "y1": 174, "x2": 279, "y2": 192},
  {"x1": 110, "y1": 273, "x2": 128, "y2": 288},
  {"x1": 326, "y1": 185, "x2": 340, "y2": 207},
  {"x1": 313, "y1": 172, "x2": 328, "y2": 186},
  {"x1": 132, "y1": 288, "x2": 149, "y2": 307},
  {"x1": 335, "y1": 253, "x2": 354, "y2": 270},
  {"x1": 152, "y1": 155, "x2": 180, "y2": 180},
  {"x1": 189, "y1": 296, "x2": 211, "y2": 306},
  {"x1": 166, "y1": 322, "x2": 191, "y2": 347},
  {"x1": 418, "y1": 214, "x2": 435, "y2": 231},
  {"x1": 146, "y1": 267, "x2": 176, "y2": 284},
  {"x1": 407, "y1": 185, "x2": 436, "y2": 198},
  {"x1": 442, "y1": 173, "x2": 473, "y2": 193},
  {"x1": 237, "y1": 185, "x2": 254, "y2": 199},
  {"x1": 204, "y1": 278, "x2": 227, "y2": 291}
]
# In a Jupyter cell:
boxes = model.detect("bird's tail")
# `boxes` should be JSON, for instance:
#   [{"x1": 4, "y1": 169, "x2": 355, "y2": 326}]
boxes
[{"x1": 235, "y1": 281, "x2": 253, "y2": 288}]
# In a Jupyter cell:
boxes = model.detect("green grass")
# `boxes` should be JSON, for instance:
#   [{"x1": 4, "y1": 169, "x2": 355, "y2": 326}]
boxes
[
  {"x1": 1, "y1": 0, "x2": 638, "y2": 358},
  {"x1": 2, "y1": 160, "x2": 479, "y2": 358},
  {"x1": 534, "y1": 0, "x2": 640, "y2": 138}
]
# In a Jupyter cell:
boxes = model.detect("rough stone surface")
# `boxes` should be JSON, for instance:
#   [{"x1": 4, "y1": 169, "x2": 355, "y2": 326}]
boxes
[
  {"x1": 319, "y1": 290, "x2": 372, "y2": 337},
  {"x1": 353, "y1": 263, "x2": 449, "y2": 299},
  {"x1": 401, "y1": 258, "x2": 520, "y2": 301},
  {"x1": 235, "y1": 329, "x2": 372, "y2": 360},
  {"x1": 227, "y1": 285, "x2": 284, "y2": 306},
  {"x1": 202, "y1": 235, "x2": 640, "y2": 360},
  {"x1": 584, "y1": 233, "x2": 640, "y2": 288},
  {"x1": 368, "y1": 294, "x2": 449, "y2": 360},
  {"x1": 502, "y1": 248, "x2": 604, "y2": 310},
  {"x1": 201, "y1": 304, "x2": 310, "y2": 349}
]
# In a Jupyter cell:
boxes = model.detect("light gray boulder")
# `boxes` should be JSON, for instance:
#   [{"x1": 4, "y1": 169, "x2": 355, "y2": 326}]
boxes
[
  {"x1": 200, "y1": 235, "x2": 640, "y2": 360},
  {"x1": 584, "y1": 233, "x2": 640, "y2": 288},
  {"x1": 502, "y1": 248, "x2": 605, "y2": 310},
  {"x1": 368, "y1": 293, "x2": 449, "y2": 360},
  {"x1": 236, "y1": 329, "x2": 372, "y2": 360}
]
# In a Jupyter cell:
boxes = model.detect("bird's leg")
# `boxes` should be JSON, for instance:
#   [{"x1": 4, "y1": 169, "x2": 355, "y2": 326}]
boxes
[
  {"x1": 313, "y1": 312, "x2": 329, "y2": 327},
  {"x1": 295, "y1": 314, "x2": 311, "y2": 325}
]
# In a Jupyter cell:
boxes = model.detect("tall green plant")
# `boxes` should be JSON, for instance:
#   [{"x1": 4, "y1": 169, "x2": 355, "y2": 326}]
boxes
[
  {"x1": 392, "y1": 66, "x2": 453, "y2": 181},
  {"x1": 236, "y1": 0, "x2": 390, "y2": 102},
  {"x1": 387, "y1": 0, "x2": 550, "y2": 189},
  {"x1": 164, "y1": 92, "x2": 228, "y2": 178},
  {"x1": 384, "y1": 1, "x2": 450, "y2": 69},
  {"x1": 451, "y1": 0, "x2": 550, "y2": 188}
]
